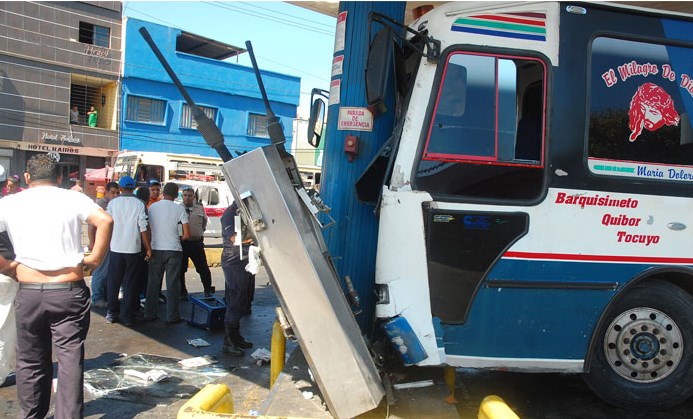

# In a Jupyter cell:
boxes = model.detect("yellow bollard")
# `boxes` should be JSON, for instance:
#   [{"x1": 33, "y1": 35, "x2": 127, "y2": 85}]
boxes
[
  {"x1": 444, "y1": 366, "x2": 458, "y2": 404},
  {"x1": 270, "y1": 318, "x2": 286, "y2": 388},
  {"x1": 177, "y1": 384, "x2": 234, "y2": 418},
  {"x1": 478, "y1": 395, "x2": 520, "y2": 419}
]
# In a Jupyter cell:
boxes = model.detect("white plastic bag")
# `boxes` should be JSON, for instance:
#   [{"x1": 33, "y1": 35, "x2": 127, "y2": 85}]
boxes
[
  {"x1": 245, "y1": 246, "x2": 262, "y2": 275},
  {"x1": 0, "y1": 274, "x2": 18, "y2": 384}
]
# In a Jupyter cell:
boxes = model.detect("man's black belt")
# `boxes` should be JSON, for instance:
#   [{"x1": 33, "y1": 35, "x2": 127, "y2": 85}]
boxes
[{"x1": 19, "y1": 280, "x2": 85, "y2": 290}]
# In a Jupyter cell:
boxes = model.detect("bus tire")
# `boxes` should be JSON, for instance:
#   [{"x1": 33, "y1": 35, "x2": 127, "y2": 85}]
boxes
[{"x1": 583, "y1": 280, "x2": 693, "y2": 410}]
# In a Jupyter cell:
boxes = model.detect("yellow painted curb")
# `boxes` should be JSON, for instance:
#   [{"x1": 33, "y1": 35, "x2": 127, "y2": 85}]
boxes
[
  {"x1": 203, "y1": 248, "x2": 222, "y2": 267},
  {"x1": 177, "y1": 383, "x2": 313, "y2": 418},
  {"x1": 478, "y1": 395, "x2": 520, "y2": 419}
]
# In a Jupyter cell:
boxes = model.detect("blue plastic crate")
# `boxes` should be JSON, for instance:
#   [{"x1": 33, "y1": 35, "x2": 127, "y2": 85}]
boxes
[{"x1": 188, "y1": 296, "x2": 226, "y2": 330}]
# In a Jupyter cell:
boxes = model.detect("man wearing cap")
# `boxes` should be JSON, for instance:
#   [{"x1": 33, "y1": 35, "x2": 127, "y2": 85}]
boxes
[
  {"x1": 106, "y1": 175, "x2": 152, "y2": 325},
  {"x1": 0, "y1": 154, "x2": 112, "y2": 418},
  {"x1": 179, "y1": 187, "x2": 214, "y2": 300},
  {"x1": 147, "y1": 178, "x2": 162, "y2": 208}
]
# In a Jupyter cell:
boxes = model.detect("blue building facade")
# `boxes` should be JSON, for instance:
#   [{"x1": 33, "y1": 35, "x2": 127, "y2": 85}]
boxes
[{"x1": 121, "y1": 18, "x2": 299, "y2": 157}]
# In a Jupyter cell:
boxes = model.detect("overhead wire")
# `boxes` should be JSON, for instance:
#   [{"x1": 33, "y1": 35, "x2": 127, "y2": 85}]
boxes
[
  {"x1": 238, "y1": 1, "x2": 334, "y2": 30},
  {"x1": 200, "y1": 1, "x2": 334, "y2": 37}
]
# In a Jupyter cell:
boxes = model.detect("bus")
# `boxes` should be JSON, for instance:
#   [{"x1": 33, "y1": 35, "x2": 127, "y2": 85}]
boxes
[
  {"x1": 112, "y1": 151, "x2": 225, "y2": 187},
  {"x1": 112, "y1": 151, "x2": 230, "y2": 237}
]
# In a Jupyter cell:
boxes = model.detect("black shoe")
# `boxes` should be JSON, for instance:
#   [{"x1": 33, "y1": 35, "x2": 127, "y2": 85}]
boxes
[
  {"x1": 221, "y1": 344, "x2": 244, "y2": 357},
  {"x1": 181, "y1": 294, "x2": 189, "y2": 302},
  {"x1": 122, "y1": 318, "x2": 135, "y2": 327},
  {"x1": 158, "y1": 292, "x2": 167, "y2": 303},
  {"x1": 233, "y1": 338, "x2": 253, "y2": 349},
  {"x1": 204, "y1": 286, "x2": 216, "y2": 297},
  {"x1": 165, "y1": 318, "x2": 183, "y2": 325}
]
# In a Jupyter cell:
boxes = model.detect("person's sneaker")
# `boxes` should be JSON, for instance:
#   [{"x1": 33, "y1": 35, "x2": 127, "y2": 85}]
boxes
[
  {"x1": 105, "y1": 316, "x2": 118, "y2": 324},
  {"x1": 158, "y1": 293, "x2": 167, "y2": 304},
  {"x1": 92, "y1": 300, "x2": 108, "y2": 308},
  {"x1": 204, "y1": 286, "x2": 216, "y2": 298}
]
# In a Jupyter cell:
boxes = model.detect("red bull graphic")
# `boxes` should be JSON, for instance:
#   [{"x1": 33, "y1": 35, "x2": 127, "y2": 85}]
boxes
[{"x1": 627, "y1": 82, "x2": 680, "y2": 142}]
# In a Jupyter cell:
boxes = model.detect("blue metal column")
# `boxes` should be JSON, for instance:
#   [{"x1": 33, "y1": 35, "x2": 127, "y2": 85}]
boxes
[{"x1": 321, "y1": 1, "x2": 405, "y2": 332}]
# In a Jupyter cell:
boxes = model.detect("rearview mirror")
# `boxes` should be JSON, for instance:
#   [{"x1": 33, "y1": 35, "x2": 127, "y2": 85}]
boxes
[
  {"x1": 365, "y1": 26, "x2": 393, "y2": 115},
  {"x1": 307, "y1": 88, "x2": 328, "y2": 148}
]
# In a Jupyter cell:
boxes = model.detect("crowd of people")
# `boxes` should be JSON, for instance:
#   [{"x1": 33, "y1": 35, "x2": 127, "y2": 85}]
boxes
[{"x1": 0, "y1": 156, "x2": 257, "y2": 418}]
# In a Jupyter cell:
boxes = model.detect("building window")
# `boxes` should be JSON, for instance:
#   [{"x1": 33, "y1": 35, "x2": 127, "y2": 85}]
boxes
[
  {"x1": 126, "y1": 96, "x2": 166, "y2": 124},
  {"x1": 79, "y1": 22, "x2": 110, "y2": 48},
  {"x1": 180, "y1": 104, "x2": 217, "y2": 129},
  {"x1": 588, "y1": 37, "x2": 693, "y2": 182},
  {"x1": 247, "y1": 113, "x2": 269, "y2": 138},
  {"x1": 415, "y1": 51, "x2": 546, "y2": 200},
  {"x1": 70, "y1": 74, "x2": 116, "y2": 129}
]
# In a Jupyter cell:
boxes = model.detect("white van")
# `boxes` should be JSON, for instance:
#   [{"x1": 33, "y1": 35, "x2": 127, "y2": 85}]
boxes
[{"x1": 170, "y1": 179, "x2": 233, "y2": 238}]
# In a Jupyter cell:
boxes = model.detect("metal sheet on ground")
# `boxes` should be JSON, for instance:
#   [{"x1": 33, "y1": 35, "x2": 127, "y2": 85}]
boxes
[{"x1": 84, "y1": 353, "x2": 228, "y2": 405}]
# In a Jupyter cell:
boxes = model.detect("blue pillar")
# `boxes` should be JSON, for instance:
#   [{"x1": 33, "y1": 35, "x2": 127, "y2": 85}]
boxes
[{"x1": 320, "y1": 1, "x2": 406, "y2": 332}]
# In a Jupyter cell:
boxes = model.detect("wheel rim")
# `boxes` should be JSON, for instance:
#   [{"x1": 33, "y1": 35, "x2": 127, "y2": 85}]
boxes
[{"x1": 603, "y1": 307, "x2": 683, "y2": 383}]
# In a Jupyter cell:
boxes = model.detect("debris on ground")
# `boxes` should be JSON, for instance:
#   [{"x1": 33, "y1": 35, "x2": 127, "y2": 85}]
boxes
[
  {"x1": 186, "y1": 338, "x2": 211, "y2": 348},
  {"x1": 250, "y1": 348, "x2": 271, "y2": 365}
]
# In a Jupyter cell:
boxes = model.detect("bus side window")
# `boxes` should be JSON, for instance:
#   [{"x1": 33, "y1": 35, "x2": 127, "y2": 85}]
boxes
[
  {"x1": 135, "y1": 166, "x2": 148, "y2": 182},
  {"x1": 515, "y1": 83, "x2": 543, "y2": 162}
]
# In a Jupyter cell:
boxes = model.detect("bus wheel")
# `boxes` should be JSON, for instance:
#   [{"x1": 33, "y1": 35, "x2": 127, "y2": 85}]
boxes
[{"x1": 584, "y1": 280, "x2": 693, "y2": 410}]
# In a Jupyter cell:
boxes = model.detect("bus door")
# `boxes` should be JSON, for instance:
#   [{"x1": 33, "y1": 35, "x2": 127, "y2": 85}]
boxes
[{"x1": 414, "y1": 49, "x2": 548, "y2": 322}]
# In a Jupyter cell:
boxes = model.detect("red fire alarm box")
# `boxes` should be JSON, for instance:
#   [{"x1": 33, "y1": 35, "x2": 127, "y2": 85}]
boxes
[{"x1": 344, "y1": 135, "x2": 359, "y2": 162}]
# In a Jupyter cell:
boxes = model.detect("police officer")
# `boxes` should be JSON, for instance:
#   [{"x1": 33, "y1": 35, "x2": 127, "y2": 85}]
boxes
[{"x1": 179, "y1": 187, "x2": 214, "y2": 300}]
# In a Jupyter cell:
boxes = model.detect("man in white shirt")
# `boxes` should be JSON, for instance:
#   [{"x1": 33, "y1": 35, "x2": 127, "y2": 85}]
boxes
[
  {"x1": 0, "y1": 154, "x2": 112, "y2": 419},
  {"x1": 106, "y1": 176, "x2": 151, "y2": 326},
  {"x1": 145, "y1": 182, "x2": 189, "y2": 324}
]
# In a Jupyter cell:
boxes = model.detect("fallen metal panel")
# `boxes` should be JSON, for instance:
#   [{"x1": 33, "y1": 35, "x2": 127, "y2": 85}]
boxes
[{"x1": 222, "y1": 146, "x2": 384, "y2": 419}]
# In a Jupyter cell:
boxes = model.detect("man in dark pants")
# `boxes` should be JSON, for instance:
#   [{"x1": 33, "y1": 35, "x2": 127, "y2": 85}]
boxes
[
  {"x1": 88, "y1": 181, "x2": 119, "y2": 307},
  {"x1": 220, "y1": 203, "x2": 253, "y2": 356},
  {"x1": 106, "y1": 176, "x2": 151, "y2": 326},
  {"x1": 0, "y1": 154, "x2": 112, "y2": 419},
  {"x1": 179, "y1": 187, "x2": 214, "y2": 300}
]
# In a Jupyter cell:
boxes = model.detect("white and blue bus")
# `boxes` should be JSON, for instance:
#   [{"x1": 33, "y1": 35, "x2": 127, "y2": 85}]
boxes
[{"x1": 345, "y1": 1, "x2": 693, "y2": 411}]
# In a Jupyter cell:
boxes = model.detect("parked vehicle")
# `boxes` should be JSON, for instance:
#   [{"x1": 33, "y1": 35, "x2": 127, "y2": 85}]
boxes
[
  {"x1": 112, "y1": 151, "x2": 225, "y2": 187},
  {"x1": 170, "y1": 179, "x2": 233, "y2": 238},
  {"x1": 113, "y1": 151, "x2": 231, "y2": 237}
]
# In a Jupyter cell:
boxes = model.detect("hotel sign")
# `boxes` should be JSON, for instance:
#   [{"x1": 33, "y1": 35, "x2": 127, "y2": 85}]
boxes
[
  {"x1": 41, "y1": 131, "x2": 82, "y2": 146},
  {"x1": 7, "y1": 141, "x2": 115, "y2": 158}
]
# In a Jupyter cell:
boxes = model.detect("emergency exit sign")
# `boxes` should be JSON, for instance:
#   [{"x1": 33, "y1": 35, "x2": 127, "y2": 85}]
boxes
[{"x1": 337, "y1": 107, "x2": 373, "y2": 132}]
